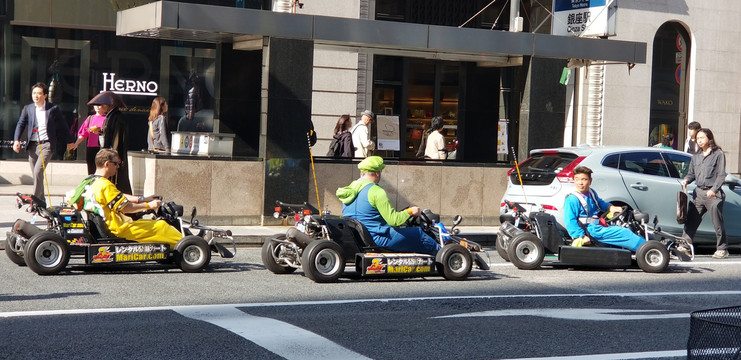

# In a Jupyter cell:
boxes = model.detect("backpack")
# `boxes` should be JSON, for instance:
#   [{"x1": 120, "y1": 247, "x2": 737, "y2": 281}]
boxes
[
  {"x1": 326, "y1": 137, "x2": 341, "y2": 157},
  {"x1": 415, "y1": 128, "x2": 432, "y2": 159},
  {"x1": 66, "y1": 175, "x2": 100, "y2": 210},
  {"x1": 326, "y1": 132, "x2": 352, "y2": 158}
]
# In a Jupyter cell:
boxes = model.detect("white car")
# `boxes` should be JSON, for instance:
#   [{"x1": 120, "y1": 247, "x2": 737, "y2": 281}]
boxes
[{"x1": 499, "y1": 145, "x2": 741, "y2": 246}]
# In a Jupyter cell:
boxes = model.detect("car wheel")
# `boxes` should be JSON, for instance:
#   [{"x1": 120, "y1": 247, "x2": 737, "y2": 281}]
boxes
[
  {"x1": 175, "y1": 236, "x2": 211, "y2": 272},
  {"x1": 301, "y1": 240, "x2": 344, "y2": 283},
  {"x1": 24, "y1": 232, "x2": 69, "y2": 275},
  {"x1": 436, "y1": 244, "x2": 472, "y2": 281},
  {"x1": 506, "y1": 233, "x2": 544, "y2": 270},
  {"x1": 496, "y1": 232, "x2": 510, "y2": 262},
  {"x1": 261, "y1": 236, "x2": 298, "y2": 274},
  {"x1": 636, "y1": 241, "x2": 669, "y2": 273}
]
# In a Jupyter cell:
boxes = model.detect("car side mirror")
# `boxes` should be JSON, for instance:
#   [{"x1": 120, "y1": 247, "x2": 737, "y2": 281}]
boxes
[
  {"x1": 653, "y1": 215, "x2": 659, "y2": 227},
  {"x1": 453, "y1": 215, "x2": 462, "y2": 227},
  {"x1": 190, "y1": 206, "x2": 198, "y2": 226}
]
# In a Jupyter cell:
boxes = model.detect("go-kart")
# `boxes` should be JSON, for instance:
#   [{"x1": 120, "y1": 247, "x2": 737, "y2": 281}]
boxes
[
  {"x1": 497, "y1": 200, "x2": 694, "y2": 273},
  {"x1": 262, "y1": 201, "x2": 490, "y2": 283},
  {"x1": 5, "y1": 193, "x2": 236, "y2": 275}
]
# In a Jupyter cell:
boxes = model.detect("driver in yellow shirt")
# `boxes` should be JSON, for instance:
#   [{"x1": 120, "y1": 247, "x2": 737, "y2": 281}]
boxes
[{"x1": 80, "y1": 148, "x2": 182, "y2": 245}]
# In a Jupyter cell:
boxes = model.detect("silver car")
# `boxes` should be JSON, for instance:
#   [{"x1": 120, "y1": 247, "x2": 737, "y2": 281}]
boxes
[{"x1": 499, "y1": 145, "x2": 741, "y2": 245}]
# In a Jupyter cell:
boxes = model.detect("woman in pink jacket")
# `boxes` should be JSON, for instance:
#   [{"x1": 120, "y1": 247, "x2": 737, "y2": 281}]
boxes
[{"x1": 72, "y1": 105, "x2": 107, "y2": 174}]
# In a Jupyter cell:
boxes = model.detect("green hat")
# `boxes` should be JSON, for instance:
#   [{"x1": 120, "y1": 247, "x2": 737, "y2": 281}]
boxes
[{"x1": 358, "y1": 156, "x2": 386, "y2": 172}]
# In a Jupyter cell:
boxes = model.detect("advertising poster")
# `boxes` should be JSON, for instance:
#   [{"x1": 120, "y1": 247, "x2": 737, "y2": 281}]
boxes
[
  {"x1": 497, "y1": 120, "x2": 508, "y2": 154},
  {"x1": 376, "y1": 115, "x2": 400, "y2": 151}
]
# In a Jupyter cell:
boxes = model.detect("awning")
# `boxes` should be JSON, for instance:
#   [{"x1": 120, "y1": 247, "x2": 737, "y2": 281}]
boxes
[{"x1": 116, "y1": 1, "x2": 646, "y2": 65}]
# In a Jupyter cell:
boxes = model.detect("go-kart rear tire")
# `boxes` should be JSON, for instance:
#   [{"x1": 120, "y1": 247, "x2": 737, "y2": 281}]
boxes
[
  {"x1": 175, "y1": 236, "x2": 211, "y2": 273},
  {"x1": 636, "y1": 240, "x2": 669, "y2": 273},
  {"x1": 507, "y1": 233, "x2": 544, "y2": 270},
  {"x1": 436, "y1": 244, "x2": 472, "y2": 281},
  {"x1": 261, "y1": 236, "x2": 297, "y2": 274},
  {"x1": 6, "y1": 237, "x2": 26, "y2": 266},
  {"x1": 301, "y1": 240, "x2": 344, "y2": 283},
  {"x1": 24, "y1": 232, "x2": 69, "y2": 275},
  {"x1": 7, "y1": 219, "x2": 41, "y2": 266},
  {"x1": 496, "y1": 233, "x2": 510, "y2": 262}
]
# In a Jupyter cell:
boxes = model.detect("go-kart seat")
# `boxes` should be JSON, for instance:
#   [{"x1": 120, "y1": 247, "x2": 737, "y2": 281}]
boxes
[
  {"x1": 85, "y1": 211, "x2": 120, "y2": 240},
  {"x1": 345, "y1": 218, "x2": 378, "y2": 248}
]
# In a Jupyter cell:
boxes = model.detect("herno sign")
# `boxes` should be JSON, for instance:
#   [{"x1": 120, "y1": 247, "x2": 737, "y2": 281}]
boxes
[{"x1": 102, "y1": 73, "x2": 158, "y2": 96}]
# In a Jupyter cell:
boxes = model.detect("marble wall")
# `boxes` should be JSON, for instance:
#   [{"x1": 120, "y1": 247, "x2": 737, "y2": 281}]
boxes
[{"x1": 308, "y1": 162, "x2": 509, "y2": 225}]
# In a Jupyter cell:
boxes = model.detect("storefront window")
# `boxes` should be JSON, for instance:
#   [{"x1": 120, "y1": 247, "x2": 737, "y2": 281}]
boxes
[
  {"x1": 406, "y1": 62, "x2": 435, "y2": 158},
  {"x1": 0, "y1": 25, "x2": 219, "y2": 160}
]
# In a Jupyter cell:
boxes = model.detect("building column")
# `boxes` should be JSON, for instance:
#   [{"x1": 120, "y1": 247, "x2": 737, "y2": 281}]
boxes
[{"x1": 262, "y1": 38, "x2": 315, "y2": 215}]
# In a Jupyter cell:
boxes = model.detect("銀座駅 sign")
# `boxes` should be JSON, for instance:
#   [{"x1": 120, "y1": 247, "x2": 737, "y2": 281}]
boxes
[{"x1": 551, "y1": 0, "x2": 617, "y2": 37}]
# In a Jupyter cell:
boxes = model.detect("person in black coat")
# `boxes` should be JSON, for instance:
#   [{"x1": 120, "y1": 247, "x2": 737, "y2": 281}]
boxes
[
  {"x1": 87, "y1": 91, "x2": 132, "y2": 194},
  {"x1": 328, "y1": 114, "x2": 353, "y2": 158},
  {"x1": 100, "y1": 105, "x2": 131, "y2": 194}
]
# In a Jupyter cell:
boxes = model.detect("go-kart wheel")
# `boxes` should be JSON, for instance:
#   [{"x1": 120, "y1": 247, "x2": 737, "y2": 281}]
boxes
[
  {"x1": 7, "y1": 219, "x2": 41, "y2": 266},
  {"x1": 5, "y1": 237, "x2": 26, "y2": 266},
  {"x1": 24, "y1": 232, "x2": 69, "y2": 275},
  {"x1": 636, "y1": 240, "x2": 669, "y2": 273},
  {"x1": 506, "y1": 233, "x2": 544, "y2": 270},
  {"x1": 261, "y1": 236, "x2": 298, "y2": 274},
  {"x1": 496, "y1": 231, "x2": 510, "y2": 262},
  {"x1": 175, "y1": 236, "x2": 211, "y2": 272},
  {"x1": 301, "y1": 240, "x2": 344, "y2": 283},
  {"x1": 436, "y1": 244, "x2": 472, "y2": 280}
]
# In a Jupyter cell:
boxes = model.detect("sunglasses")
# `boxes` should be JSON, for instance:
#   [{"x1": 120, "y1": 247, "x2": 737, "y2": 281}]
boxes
[{"x1": 109, "y1": 160, "x2": 121, "y2": 167}]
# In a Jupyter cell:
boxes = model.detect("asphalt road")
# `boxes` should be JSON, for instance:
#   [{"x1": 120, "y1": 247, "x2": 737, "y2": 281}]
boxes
[{"x1": 3, "y1": 245, "x2": 741, "y2": 359}]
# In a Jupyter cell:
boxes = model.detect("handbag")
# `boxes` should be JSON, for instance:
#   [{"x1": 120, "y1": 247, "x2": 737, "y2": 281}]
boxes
[{"x1": 677, "y1": 185, "x2": 688, "y2": 224}]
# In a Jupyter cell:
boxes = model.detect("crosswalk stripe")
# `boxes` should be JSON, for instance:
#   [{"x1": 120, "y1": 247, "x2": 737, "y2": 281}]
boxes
[{"x1": 175, "y1": 305, "x2": 372, "y2": 360}]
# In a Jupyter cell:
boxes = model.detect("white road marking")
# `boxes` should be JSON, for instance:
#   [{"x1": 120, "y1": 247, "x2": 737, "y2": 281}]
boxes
[
  {"x1": 2, "y1": 290, "x2": 741, "y2": 318},
  {"x1": 501, "y1": 349, "x2": 686, "y2": 360},
  {"x1": 434, "y1": 308, "x2": 687, "y2": 320},
  {"x1": 175, "y1": 306, "x2": 371, "y2": 360}
]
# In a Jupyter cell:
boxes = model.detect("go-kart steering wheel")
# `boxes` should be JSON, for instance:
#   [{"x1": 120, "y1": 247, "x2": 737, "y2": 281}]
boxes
[
  {"x1": 404, "y1": 207, "x2": 419, "y2": 226},
  {"x1": 419, "y1": 209, "x2": 432, "y2": 226},
  {"x1": 604, "y1": 206, "x2": 629, "y2": 225}
]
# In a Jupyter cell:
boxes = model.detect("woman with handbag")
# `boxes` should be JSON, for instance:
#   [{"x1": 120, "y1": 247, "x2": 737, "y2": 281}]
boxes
[{"x1": 71, "y1": 105, "x2": 107, "y2": 174}]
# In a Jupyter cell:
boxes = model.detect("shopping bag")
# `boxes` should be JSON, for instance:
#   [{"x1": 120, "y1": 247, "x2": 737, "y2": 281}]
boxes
[{"x1": 677, "y1": 187, "x2": 688, "y2": 224}]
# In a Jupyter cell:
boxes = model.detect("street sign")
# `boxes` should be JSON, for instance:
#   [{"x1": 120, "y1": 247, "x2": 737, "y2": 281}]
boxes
[{"x1": 552, "y1": 0, "x2": 617, "y2": 37}]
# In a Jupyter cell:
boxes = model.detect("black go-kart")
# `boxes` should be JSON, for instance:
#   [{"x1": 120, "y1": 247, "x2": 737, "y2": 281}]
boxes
[
  {"x1": 5, "y1": 193, "x2": 236, "y2": 275},
  {"x1": 497, "y1": 200, "x2": 694, "y2": 273},
  {"x1": 262, "y1": 201, "x2": 490, "y2": 283}
]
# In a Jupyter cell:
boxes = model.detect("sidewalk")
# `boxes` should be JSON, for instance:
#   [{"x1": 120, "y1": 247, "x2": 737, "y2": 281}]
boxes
[{"x1": 0, "y1": 184, "x2": 498, "y2": 248}]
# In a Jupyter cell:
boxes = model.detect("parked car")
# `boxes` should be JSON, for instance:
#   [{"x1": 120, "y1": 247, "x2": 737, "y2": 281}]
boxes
[{"x1": 499, "y1": 145, "x2": 741, "y2": 246}]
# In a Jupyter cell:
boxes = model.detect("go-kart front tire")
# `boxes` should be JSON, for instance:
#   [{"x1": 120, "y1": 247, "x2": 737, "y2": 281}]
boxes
[
  {"x1": 507, "y1": 233, "x2": 544, "y2": 270},
  {"x1": 301, "y1": 240, "x2": 344, "y2": 283},
  {"x1": 261, "y1": 236, "x2": 297, "y2": 274},
  {"x1": 175, "y1": 236, "x2": 211, "y2": 273},
  {"x1": 496, "y1": 232, "x2": 510, "y2": 262},
  {"x1": 436, "y1": 244, "x2": 472, "y2": 280},
  {"x1": 24, "y1": 232, "x2": 69, "y2": 275},
  {"x1": 636, "y1": 240, "x2": 669, "y2": 273}
]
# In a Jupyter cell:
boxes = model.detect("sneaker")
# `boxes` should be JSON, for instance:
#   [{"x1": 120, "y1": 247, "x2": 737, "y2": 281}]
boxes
[{"x1": 712, "y1": 250, "x2": 729, "y2": 259}]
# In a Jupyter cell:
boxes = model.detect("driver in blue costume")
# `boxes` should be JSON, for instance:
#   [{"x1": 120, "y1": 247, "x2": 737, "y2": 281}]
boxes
[
  {"x1": 336, "y1": 156, "x2": 440, "y2": 255},
  {"x1": 563, "y1": 166, "x2": 646, "y2": 251}
]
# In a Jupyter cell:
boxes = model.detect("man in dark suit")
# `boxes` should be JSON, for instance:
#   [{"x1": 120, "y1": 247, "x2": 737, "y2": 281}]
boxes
[{"x1": 12, "y1": 82, "x2": 73, "y2": 199}]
